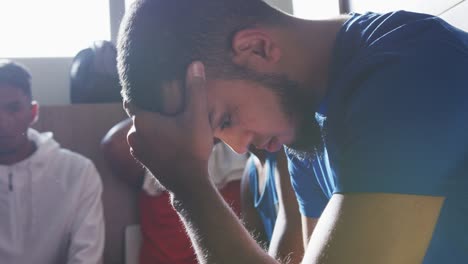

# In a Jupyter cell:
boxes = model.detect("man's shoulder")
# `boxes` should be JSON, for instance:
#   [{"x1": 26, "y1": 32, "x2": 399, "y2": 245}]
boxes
[
  {"x1": 342, "y1": 11, "x2": 442, "y2": 47},
  {"x1": 55, "y1": 147, "x2": 93, "y2": 164},
  {"x1": 44, "y1": 146, "x2": 94, "y2": 170},
  {"x1": 334, "y1": 10, "x2": 467, "y2": 74},
  {"x1": 44, "y1": 146, "x2": 101, "y2": 184},
  {"x1": 49, "y1": 148, "x2": 102, "y2": 192}
]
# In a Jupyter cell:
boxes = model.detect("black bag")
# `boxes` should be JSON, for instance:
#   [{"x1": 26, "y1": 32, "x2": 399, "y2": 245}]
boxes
[{"x1": 70, "y1": 40, "x2": 122, "y2": 103}]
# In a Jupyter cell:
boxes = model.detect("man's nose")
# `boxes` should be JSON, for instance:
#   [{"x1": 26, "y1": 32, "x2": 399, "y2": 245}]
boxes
[{"x1": 215, "y1": 128, "x2": 253, "y2": 154}]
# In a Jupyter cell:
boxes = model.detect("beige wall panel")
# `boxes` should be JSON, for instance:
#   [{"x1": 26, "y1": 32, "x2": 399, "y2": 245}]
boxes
[{"x1": 440, "y1": 0, "x2": 468, "y2": 31}]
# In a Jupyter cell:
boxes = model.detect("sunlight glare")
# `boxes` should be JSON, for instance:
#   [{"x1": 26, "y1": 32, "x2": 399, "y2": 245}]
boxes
[{"x1": 0, "y1": 0, "x2": 110, "y2": 58}]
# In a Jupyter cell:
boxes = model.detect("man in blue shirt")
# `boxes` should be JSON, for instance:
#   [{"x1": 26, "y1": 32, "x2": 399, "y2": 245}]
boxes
[
  {"x1": 117, "y1": 0, "x2": 468, "y2": 263},
  {"x1": 287, "y1": 12, "x2": 468, "y2": 263}
]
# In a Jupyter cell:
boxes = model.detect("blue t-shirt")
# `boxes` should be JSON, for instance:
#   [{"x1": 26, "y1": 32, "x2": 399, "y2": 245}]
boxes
[
  {"x1": 248, "y1": 153, "x2": 279, "y2": 242},
  {"x1": 287, "y1": 11, "x2": 468, "y2": 263}
]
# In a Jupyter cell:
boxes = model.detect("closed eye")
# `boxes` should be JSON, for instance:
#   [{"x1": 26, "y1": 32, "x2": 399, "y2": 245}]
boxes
[{"x1": 219, "y1": 114, "x2": 232, "y2": 130}]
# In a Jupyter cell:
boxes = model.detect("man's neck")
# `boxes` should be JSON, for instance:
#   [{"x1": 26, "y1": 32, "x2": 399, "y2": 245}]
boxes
[
  {"x1": 286, "y1": 15, "x2": 351, "y2": 106},
  {"x1": 0, "y1": 140, "x2": 37, "y2": 166}
]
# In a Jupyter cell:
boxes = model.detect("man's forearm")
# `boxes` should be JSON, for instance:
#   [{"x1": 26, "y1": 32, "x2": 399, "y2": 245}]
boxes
[{"x1": 171, "y1": 175, "x2": 279, "y2": 264}]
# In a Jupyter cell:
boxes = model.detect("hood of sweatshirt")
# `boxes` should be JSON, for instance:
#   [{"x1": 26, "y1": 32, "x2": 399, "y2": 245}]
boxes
[{"x1": 9, "y1": 129, "x2": 60, "y2": 168}]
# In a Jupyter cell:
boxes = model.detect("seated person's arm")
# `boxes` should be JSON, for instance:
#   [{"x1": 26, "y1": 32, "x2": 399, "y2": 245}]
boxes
[
  {"x1": 301, "y1": 216, "x2": 318, "y2": 250},
  {"x1": 67, "y1": 161, "x2": 105, "y2": 264},
  {"x1": 241, "y1": 155, "x2": 269, "y2": 248},
  {"x1": 101, "y1": 118, "x2": 145, "y2": 188},
  {"x1": 285, "y1": 151, "x2": 323, "y2": 251},
  {"x1": 268, "y1": 150, "x2": 304, "y2": 263}
]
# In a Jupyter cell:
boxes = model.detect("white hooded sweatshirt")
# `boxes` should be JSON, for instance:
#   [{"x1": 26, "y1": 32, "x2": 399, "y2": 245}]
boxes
[{"x1": 0, "y1": 129, "x2": 104, "y2": 264}]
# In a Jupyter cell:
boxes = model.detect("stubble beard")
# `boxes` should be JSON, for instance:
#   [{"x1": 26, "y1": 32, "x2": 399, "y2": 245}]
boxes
[{"x1": 215, "y1": 62, "x2": 323, "y2": 160}]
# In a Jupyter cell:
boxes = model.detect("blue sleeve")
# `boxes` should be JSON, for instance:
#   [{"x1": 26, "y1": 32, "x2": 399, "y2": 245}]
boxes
[
  {"x1": 330, "y1": 48, "x2": 468, "y2": 196},
  {"x1": 265, "y1": 153, "x2": 279, "y2": 205},
  {"x1": 286, "y1": 150, "x2": 329, "y2": 218},
  {"x1": 246, "y1": 157, "x2": 258, "y2": 198}
]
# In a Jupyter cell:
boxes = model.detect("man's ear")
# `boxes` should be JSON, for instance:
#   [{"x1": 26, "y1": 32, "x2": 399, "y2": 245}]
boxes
[
  {"x1": 123, "y1": 100, "x2": 130, "y2": 116},
  {"x1": 231, "y1": 29, "x2": 281, "y2": 71},
  {"x1": 30, "y1": 101, "x2": 39, "y2": 125},
  {"x1": 123, "y1": 100, "x2": 134, "y2": 118}
]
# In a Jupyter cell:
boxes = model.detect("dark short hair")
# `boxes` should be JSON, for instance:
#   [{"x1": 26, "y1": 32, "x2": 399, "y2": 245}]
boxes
[
  {"x1": 117, "y1": 0, "x2": 287, "y2": 113},
  {"x1": 0, "y1": 59, "x2": 32, "y2": 98}
]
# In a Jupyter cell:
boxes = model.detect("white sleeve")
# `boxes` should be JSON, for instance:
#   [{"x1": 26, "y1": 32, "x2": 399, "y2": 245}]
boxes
[
  {"x1": 208, "y1": 142, "x2": 248, "y2": 189},
  {"x1": 67, "y1": 161, "x2": 105, "y2": 264},
  {"x1": 142, "y1": 169, "x2": 166, "y2": 196}
]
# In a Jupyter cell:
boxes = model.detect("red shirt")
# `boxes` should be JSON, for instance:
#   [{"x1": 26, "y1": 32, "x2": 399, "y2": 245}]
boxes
[{"x1": 139, "y1": 180, "x2": 241, "y2": 264}]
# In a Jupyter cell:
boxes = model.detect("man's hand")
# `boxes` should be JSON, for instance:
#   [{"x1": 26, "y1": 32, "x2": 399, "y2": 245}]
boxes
[{"x1": 124, "y1": 61, "x2": 213, "y2": 193}]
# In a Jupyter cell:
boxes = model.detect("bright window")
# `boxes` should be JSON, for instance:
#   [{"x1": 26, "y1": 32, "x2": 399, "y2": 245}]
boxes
[
  {"x1": 293, "y1": 0, "x2": 340, "y2": 19},
  {"x1": 0, "y1": 0, "x2": 110, "y2": 58}
]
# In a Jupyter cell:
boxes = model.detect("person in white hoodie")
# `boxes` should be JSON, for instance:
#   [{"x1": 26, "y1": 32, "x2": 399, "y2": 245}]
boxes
[{"x1": 0, "y1": 60, "x2": 104, "y2": 264}]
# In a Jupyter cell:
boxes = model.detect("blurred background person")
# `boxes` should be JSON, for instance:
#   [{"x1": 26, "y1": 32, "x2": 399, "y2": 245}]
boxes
[{"x1": 0, "y1": 60, "x2": 104, "y2": 264}]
